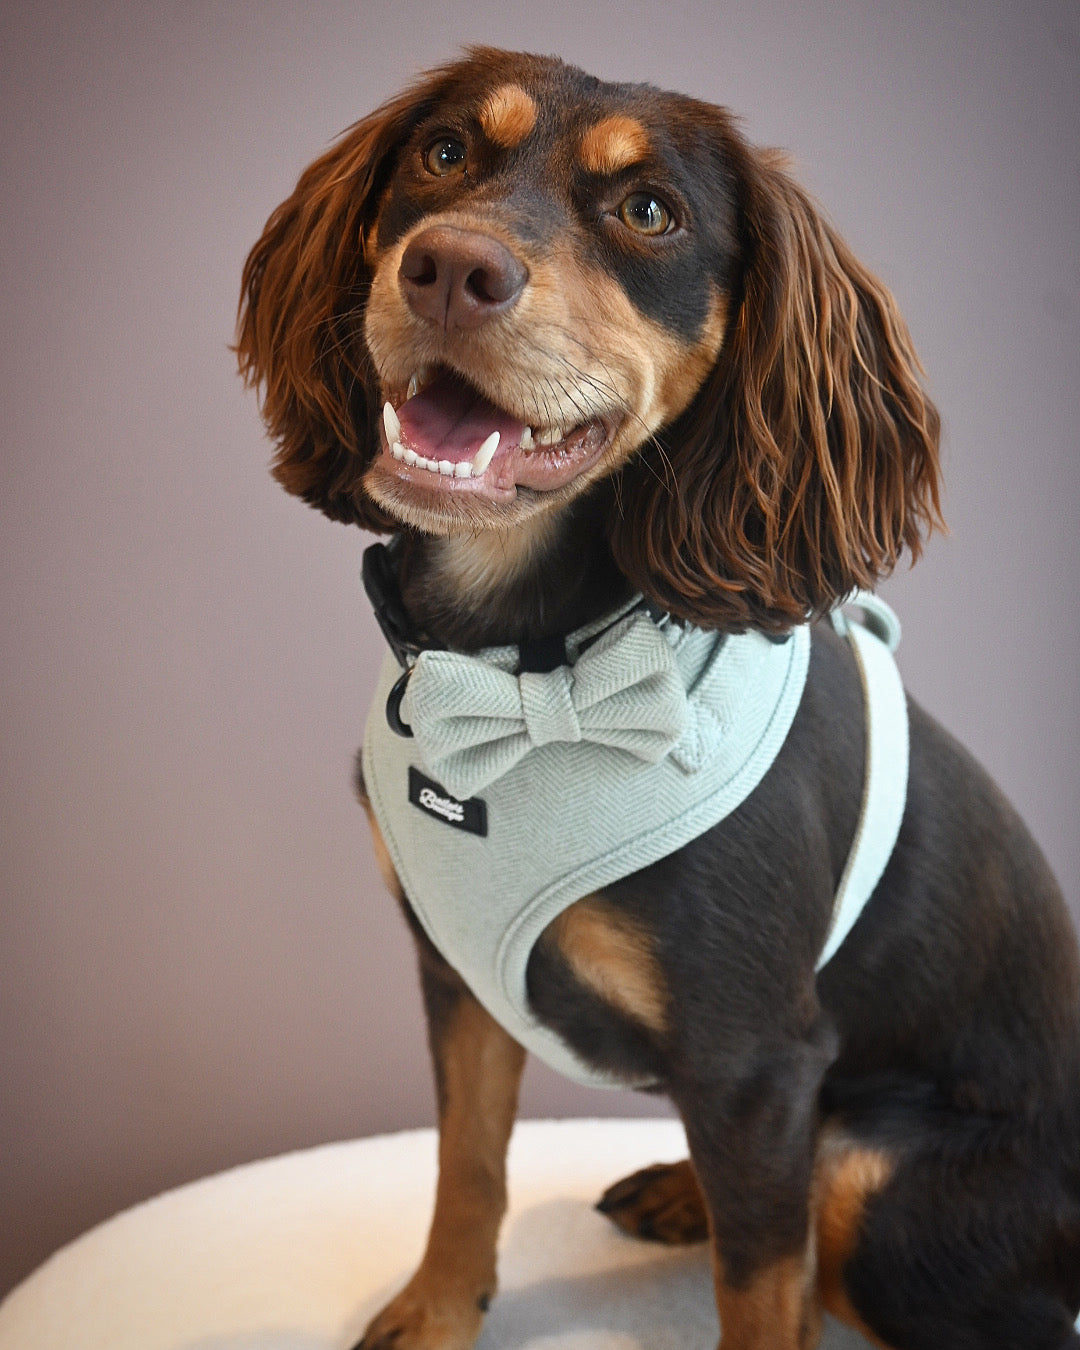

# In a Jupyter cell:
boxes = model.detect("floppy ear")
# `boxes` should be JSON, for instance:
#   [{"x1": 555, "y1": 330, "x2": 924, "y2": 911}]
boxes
[
  {"x1": 236, "y1": 79, "x2": 444, "y2": 528},
  {"x1": 608, "y1": 142, "x2": 942, "y2": 633}
]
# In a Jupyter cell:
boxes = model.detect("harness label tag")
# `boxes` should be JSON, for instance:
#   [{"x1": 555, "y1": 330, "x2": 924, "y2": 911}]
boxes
[{"x1": 408, "y1": 767, "x2": 488, "y2": 836}]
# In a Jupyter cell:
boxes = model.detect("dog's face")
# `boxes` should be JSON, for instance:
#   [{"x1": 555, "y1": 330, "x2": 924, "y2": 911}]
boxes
[
  {"x1": 361, "y1": 54, "x2": 738, "y2": 534},
  {"x1": 238, "y1": 48, "x2": 941, "y2": 631}
]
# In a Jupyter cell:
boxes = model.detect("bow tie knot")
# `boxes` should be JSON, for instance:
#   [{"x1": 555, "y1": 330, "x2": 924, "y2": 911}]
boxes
[
  {"x1": 520, "y1": 667, "x2": 582, "y2": 747},
  {"x1": 398, "y1": 611, "x2": 689, "y2": 798}
]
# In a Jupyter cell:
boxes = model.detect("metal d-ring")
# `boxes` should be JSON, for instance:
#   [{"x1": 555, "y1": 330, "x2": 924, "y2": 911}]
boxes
[{"x1": 385, "y1": 667, "x2": 414, "y2": 737}]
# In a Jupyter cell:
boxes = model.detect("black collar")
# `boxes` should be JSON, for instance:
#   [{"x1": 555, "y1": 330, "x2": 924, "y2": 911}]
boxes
[
  {"x1": 362, "y1": 537, "x2": 440, "y2": 669},
  {"x1": 362, "y1": 536, "x2": 790, "y2": 681},
  {"x1": 362, "y1": 536, "x2": 642, "y2": 675}
]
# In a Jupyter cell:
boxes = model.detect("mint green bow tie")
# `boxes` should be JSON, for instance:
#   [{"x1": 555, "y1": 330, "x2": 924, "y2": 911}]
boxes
[{"x1": 399, "y1": 611, "x2": 690, "y2": 799}]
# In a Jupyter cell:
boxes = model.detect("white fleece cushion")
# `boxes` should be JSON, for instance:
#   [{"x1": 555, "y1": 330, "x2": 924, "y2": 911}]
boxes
[{"x1": 0, "y1": 1118, "x2": 877, "y2": 1350}]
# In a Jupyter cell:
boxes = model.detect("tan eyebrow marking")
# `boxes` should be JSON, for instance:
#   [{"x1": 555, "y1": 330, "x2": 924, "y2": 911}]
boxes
[
  {"x1": 479, "y1": 84, "x2": 538, "y2": 149},
  {"x1": 579, "y1": 115, "x2": 652, "y2": 175}
]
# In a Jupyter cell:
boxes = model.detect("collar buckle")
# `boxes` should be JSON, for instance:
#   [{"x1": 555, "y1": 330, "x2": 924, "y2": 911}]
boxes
[{"x1": 362, "y1": 539, "x2": 443, "y2": 669}]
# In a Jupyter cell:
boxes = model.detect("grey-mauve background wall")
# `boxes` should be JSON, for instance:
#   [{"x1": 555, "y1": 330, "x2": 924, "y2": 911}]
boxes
[{"x1": 2, "y1": 0, "x2": 1078, "y2": 1302}]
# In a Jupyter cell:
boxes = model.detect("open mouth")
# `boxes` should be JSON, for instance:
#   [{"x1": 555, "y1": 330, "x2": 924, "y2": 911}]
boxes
[{"x1": 378, "y1": 366, "x2": 616, "y2": 499}]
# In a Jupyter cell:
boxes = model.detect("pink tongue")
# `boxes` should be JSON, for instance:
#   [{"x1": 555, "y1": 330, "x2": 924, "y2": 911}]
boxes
[{"x1": 397, "y1": 370, "x2": 526, "y2": 463}]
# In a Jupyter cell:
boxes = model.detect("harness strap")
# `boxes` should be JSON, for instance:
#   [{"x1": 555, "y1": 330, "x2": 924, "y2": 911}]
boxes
[{"x1": 817, "y1": 599, "x2": 909, "y2": 970}]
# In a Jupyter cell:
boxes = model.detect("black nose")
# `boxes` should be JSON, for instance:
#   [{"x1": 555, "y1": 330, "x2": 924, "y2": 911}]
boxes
[{"x1": 399, "y1": 227, "x2": 528, "y2": 331}]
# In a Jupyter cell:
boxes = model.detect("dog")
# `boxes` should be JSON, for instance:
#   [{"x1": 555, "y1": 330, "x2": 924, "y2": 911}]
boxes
[{"x1": 237, "y1": 48, "x2": 1080, "y2": 1350}]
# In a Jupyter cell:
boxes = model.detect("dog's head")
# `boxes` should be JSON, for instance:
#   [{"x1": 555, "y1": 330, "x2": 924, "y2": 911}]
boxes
[{"x1": 237, "y1": 48, "x2": 940, "y2": 631}]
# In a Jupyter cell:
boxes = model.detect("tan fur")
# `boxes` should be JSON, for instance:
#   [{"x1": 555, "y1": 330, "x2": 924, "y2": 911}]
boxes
[
  {"x1": 358, "y1": 790, "x2": 406, "y2": 903},
  {"x1": 359, "y1": 749, "x2": 528, "y2": 1347},
  {"x1": 598, "y1": 1158, "x2": 709, "y2": 1244},
  {"x1": 579, "y1": 114, "x2": 652, "y2": 174},
  {"x1": 363, "y1": 216, "x2": 729, "y2": 535},
  {"x1": 359, "y1": 994, "x2": 525, "y2": 1350},
  {"x1": 479, "y1": 84, "x2": 538, "y2": 149},
  {"x1": 546, "y1": 894, "x2": 668, "y2": 1033},
  {"x1": 713, "y1": 1252, "x2": 820, "y2": 1350},
  {"x1": 599, "y1": 1135, "x2": 898, "y2": 1348},
  {"x1": 429, "y1": 513, "x2": 562, "y2": 611},
  {"x1": 813, "y1": 1136, "x2": 895, "y2": 1347}
]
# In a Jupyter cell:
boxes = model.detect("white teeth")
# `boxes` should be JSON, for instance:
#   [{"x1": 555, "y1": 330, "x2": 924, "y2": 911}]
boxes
[
  {"x1": 471, "y1": 430, "x2": 500, "y2": 475},
  {"x1": 519, "y1": 426, "x2": 535, "y2": 450},
  {"x1": 406, "y1": 374, "x2": 420, "y2": 400},
  {"x1": 394, "y1": 444, "x2": 452, "y2": 475},
  {"x1": 535, "y1": 425, "x2": 563, "y2": 447},
  {"x1": 382, "y1": 401, "x2": 401, "y2": 445},
  {"x1": 389, "y1": 423, "x2": 498, "y2": 481}
]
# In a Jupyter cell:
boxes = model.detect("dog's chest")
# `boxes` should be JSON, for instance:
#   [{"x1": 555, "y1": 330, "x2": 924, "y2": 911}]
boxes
[{"x1": 361, "y1": 614, "x2": 811, "y2": 1086}]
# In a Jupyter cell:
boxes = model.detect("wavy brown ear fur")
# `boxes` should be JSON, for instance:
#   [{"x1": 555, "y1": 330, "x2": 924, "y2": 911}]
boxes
[
  {"x1": 609, "y1": 141, "x2": 942, "y2": 633},
  {"x1": 235, "y1": 78, "x2": 448, "y2": 529}
]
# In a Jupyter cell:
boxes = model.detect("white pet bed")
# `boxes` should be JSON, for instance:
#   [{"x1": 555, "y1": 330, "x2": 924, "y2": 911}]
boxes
[{"x1": 0, "y1": 1118, "x2": 879, "y2": 1350}]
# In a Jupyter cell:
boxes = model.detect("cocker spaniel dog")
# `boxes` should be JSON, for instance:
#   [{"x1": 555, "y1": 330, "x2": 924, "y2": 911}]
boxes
[{"x1": 237, "y1": 48, "x2": 1080, "y2": 1350}]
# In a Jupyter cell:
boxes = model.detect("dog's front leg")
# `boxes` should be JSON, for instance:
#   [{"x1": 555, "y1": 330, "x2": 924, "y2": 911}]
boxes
[
  {"x1": 671, "y1": 1028, "x2": 833, "y2": 1350},
  {"x1": 355, "y1": 929, "x2": 526, "y2": 1350}
]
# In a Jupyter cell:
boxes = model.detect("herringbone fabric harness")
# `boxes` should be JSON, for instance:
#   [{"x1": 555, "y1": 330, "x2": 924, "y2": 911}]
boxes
[{"x1": 361, "y1": 585, "x2": 907, "y2": 1088}]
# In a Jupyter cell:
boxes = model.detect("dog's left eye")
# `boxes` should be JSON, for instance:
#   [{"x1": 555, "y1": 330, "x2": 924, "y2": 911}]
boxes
[
  {"x1": 424, "y1": 137, "x2": 468, "y2": 176},
  {"x1": 617, "y1": 192, "x2": 674, "y2": 236}
]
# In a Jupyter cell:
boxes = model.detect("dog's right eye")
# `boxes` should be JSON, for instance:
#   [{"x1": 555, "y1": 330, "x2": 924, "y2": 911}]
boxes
[
  {"x1": 424, "y1": 138, "x2": 468, "y2": 176},
  {"x1": 617, "y1": 192, "x2": 674, "y2": 236}
]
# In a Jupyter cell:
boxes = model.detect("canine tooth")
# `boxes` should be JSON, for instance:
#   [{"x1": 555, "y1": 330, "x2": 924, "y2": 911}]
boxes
[
  {"x1": 438, "y1": 459, "x2": 454, "y2": 476},
  {"x1": 520, "y1": 426, "x2": 535, "y2": 450},
  {"x1": 536, "y1": 425, "x2": 563, "y2": 447},
  {"x1": 391, "y1": 442, "x2": 405, "y2": 461},
  {"x1": 454, "y1": 461, "x2": 472, "y2": 478},
  {"x1": 402, "y1": 447, "x2": 418, "y2": 466},
  {"x1": 407, "y1": 373, "x2": 420, "y2": 400},
  {"x1": 383, "y1": 401, "x2": 401, "y2": 445},
  {"x1": 471, "y1": 430, "x2": 500, "y2": 475}
]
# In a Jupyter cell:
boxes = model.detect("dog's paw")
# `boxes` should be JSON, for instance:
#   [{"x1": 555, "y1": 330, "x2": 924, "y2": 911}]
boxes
[
  {"x1": 595, "y1": 1158, "x2": 709, "y2": 1244},
  {"x1": 352, "y1": 1276, "x2": 488, "y2": 1350}
]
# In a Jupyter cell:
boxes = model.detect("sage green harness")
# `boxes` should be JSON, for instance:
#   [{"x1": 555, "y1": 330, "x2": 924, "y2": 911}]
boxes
[{"x1": 361, "y1": 594, "x2": 907, "y2": 1088}]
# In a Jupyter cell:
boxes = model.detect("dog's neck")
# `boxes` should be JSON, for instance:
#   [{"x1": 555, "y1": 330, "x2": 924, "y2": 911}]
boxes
[{"x1": 396, "y1": 489, "x2": 633, "y2": 652}]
